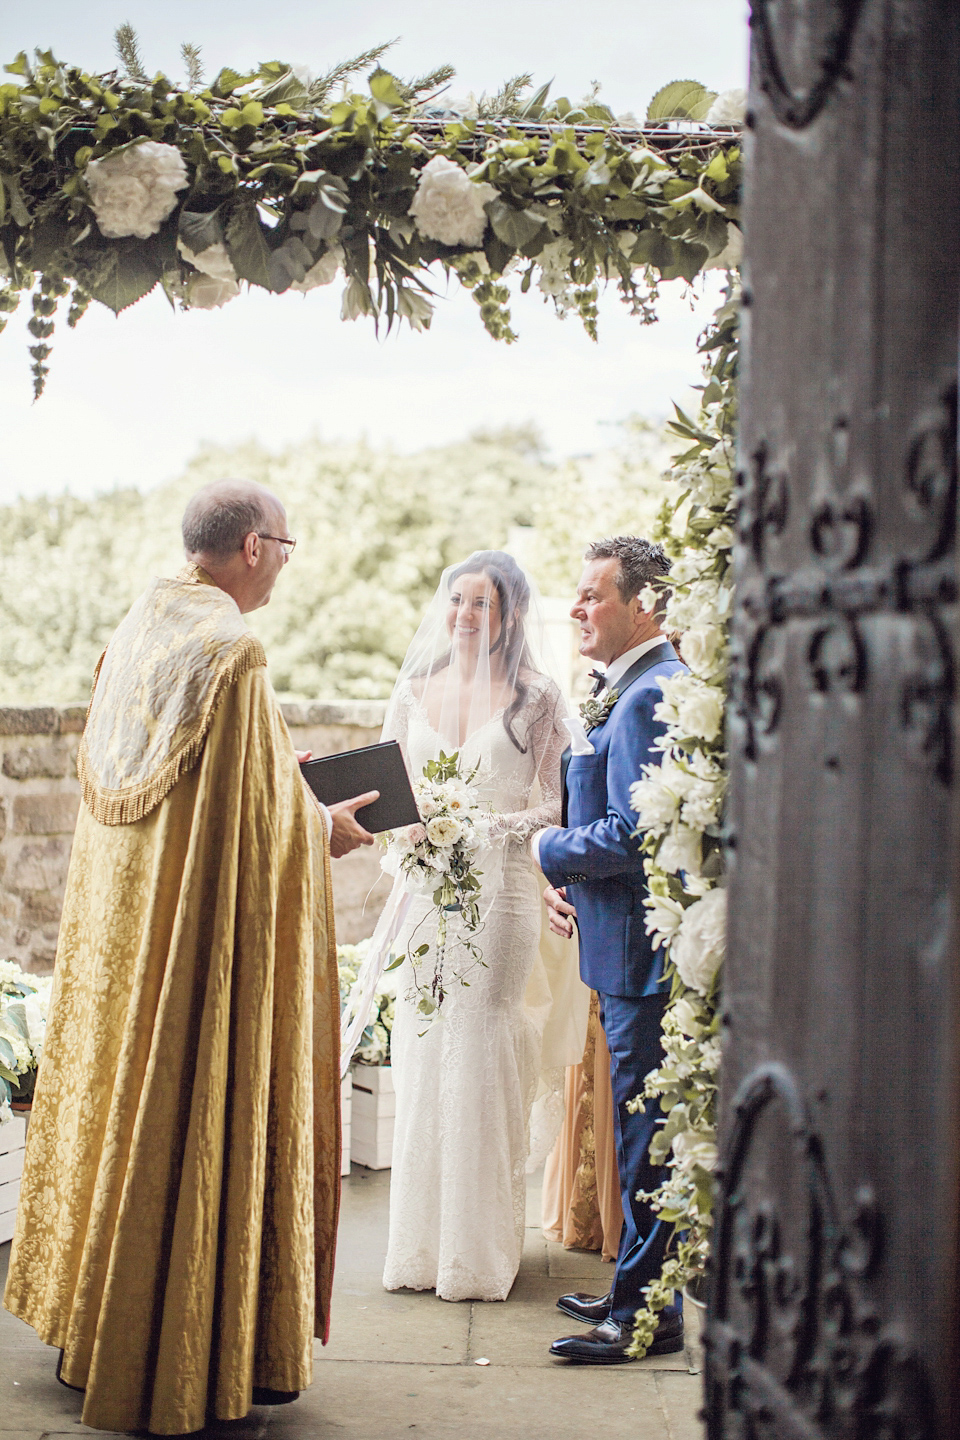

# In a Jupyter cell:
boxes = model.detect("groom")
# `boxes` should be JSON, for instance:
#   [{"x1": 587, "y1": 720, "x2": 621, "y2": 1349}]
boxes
[{"x1": 533, "y1": 536, "x2": 687, "y2": 1364}]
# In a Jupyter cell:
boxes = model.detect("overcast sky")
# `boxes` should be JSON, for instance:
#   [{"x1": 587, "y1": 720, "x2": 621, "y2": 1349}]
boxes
[{"x1": 0, "y1": 1, "x2": 748, "y2": 501}]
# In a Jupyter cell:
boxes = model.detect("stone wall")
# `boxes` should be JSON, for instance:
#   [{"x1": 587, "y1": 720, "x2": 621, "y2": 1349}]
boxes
[{"x1": 0, "y1": 701, "x2": 387, "y2": 975}]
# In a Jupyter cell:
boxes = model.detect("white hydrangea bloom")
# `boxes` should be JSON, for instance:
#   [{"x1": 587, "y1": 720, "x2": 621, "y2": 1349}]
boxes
[
  {"x1": 86, "y1": 140, "x2": 189, "y2": 239},
  {"x1": 705, "y1": 88, "x2": 747, "y2": 126},
  {"x1": 408, "y1": 156, "x2": 497, "y2": 248},
  {"x1": 671, "y1": 887, "x2": 726, "y2": 996}
]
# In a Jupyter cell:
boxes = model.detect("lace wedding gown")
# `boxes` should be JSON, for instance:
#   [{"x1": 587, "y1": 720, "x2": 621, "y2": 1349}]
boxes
[{"x1": 382, "y1": 674, "x2": 567, "y2": 1302}]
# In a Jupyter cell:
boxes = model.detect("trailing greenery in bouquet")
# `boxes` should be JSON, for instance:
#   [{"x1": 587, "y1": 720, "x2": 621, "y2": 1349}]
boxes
[
  {"x1": 624, "y1": 284, "x2": 738, "y2": 1354},
  {"x1": 385, "y1": 750, "x2": 492, "y2": 1020},
  {"x1": 0, "y1": 959, "x2": 53, "y2": 1118},
  {"x1": 0, "y1": 32, "x2": 743, "y2": 394},
  {"x1": 337, "y1": 940, "x2": 395, "y2": 1066}
]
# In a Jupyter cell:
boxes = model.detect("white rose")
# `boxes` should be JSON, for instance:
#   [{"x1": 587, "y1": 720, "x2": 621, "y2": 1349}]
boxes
[
  {"x1": 704, "y1": 88, "x2": 747, "y2": 126},
  {"x1": 671, "y1": 886, "x2": 725, "y2": 996},
  {"x1": 184, "y1": 272, "x2": 240, "y2": 309},
  {"x1": 290, "y1": 243, "x2": 344, "y2": 292},
  {"x1": 657, "y1": 825, "x2": 702, "y2": 877},
  {"x1": 681, "y1": 624, "x2": 725, "y2": 679},
  {"x1": 426, "y1": 814, "x2": 462, "y2": 848},
  {"x1": 86, "y1": 140, "x2": 189, "y2": 239},
  {"x1": 408, "y1": 155, "x2": 497, "y2": 248},
  {"x1": 418, "y1": 793, "x2": 439, "y2": 818},
  {"x1": 178, "y1": 240, "x2": 237, "y2": 282},
  {"x1": 670, "y1": 996, "x2": 702, "y2": 1038},
  {"x1": 675, "y1": 681, "x2": 725, "y2": 742}
]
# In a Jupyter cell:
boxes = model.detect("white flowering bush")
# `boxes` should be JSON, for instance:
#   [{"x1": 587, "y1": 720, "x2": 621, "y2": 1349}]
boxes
[
  {"x1": 85, "y1": 140, "x2": 188, "y2": 240},
  {"x1": 0, "y1": 959, "x2": 53, "y2": 1122},
  {"x1": 408, "y1": 155, "x2": 497, "y2": 249},
  {"x1": 626, "y1": 283, "x2": 739, "y2": 1357},
  {"x1": 338, "y1": 940, "x2": 395, "y2": 1065}
]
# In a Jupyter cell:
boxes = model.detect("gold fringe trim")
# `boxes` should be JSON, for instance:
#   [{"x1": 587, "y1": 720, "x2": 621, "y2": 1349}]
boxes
[{"x1": 77, "y1": 633, "x2": 267, "y2": 826}]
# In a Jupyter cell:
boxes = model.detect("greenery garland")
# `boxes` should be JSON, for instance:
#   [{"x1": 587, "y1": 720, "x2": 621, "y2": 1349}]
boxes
[
  {"x1": 0, "y1": 43, "x2": 741, "y2": 394},
  {"x1": 627, "y1": 285, "x2": 738, "y2": 1355}
]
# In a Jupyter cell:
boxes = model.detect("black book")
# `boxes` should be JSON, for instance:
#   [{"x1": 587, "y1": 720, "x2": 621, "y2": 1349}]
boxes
[{"x1": 299, "y1": 740, "x2": 420, "y2": 834}]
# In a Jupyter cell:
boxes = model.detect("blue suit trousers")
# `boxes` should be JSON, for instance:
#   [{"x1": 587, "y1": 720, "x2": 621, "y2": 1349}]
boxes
[{"x1": 599, "y1": 991, "x2": 682, "y2": 1326}]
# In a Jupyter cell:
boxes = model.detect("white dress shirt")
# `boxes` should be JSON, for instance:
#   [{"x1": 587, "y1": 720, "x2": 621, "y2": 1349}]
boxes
[{"x1": 530, "y1": 631, "x2": 668, "y2": 871}]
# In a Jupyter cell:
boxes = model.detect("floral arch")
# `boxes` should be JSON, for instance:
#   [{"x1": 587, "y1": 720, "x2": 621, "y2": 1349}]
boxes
[{"x1": 0, "y1": 42, "x2": 740, "y2": 1350}]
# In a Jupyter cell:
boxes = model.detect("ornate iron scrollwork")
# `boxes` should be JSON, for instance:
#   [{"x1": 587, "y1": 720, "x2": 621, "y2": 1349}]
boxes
[
  {"x1": 705, "y1": 1063, "x2": 936, "y2": 1439},
  {"x1": 752, "y1": 0, "x2": 867, "y2": 129}
]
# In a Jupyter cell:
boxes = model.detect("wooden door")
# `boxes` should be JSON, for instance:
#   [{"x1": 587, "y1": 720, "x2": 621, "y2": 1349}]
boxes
[{"x1": 705, "y1": 3, "x2": 960, "y2": 1435}]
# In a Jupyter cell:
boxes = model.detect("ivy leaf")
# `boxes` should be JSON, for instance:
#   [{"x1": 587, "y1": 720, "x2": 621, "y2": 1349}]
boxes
[
  {"x1": 487, "y1": 199, "x2": 544, "y2": 251},
  {"x1": 178, "y1": 207, "x2": 224, "y2": 254},
  {"x1": 646, "y1": 80, "x2": 718, "y2": 123},
  {"x1": 225, "y1": 205, "x2": 275, "y2": 289},
  {"x1": 209, "y1": 67, "x2": 257, "y2": 98},
  {"x1": 2, "y1": 1002, "x2": 28, "y2": 1041},
  {"x1": 82, "y1": 242, "x2": 161, "y2": 314}
]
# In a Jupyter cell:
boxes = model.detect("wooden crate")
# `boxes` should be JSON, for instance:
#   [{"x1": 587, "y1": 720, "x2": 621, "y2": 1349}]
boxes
[
  {"x1": 0, "y1": 1116, "x2": 27, "y2": 1245},
  {"x1": 349, "y1": 1064, "x2": 394, "y2": 1170}
]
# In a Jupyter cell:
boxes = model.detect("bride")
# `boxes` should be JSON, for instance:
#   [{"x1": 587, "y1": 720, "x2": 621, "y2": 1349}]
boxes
[{"x1": 352, "y1": 551, "x2": 571, "y2": 1302}]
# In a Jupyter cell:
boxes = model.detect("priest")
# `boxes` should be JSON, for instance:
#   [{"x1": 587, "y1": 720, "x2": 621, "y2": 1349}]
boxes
[{"x1": 4, "y1": 480, "x2": 375, "y2": 1434}]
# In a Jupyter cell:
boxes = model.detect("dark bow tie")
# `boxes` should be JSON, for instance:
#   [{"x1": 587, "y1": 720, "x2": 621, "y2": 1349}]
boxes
[{"x1": 589, "y1": 669, "x2": 607, "y2": 697}]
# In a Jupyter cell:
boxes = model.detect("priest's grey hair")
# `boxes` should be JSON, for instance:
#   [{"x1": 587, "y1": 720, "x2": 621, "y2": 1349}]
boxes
[
  {"x1": 182, "y1": 479, "x2": 276, "y2": 558},
  {"x1": 584, "y1": 535, "x2": 671, "y2": 605}
]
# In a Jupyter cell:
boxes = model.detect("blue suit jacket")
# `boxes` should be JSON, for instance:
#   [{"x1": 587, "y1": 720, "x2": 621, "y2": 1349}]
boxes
[{"x1": 538, "y1": 642, "x2": 687, "y2": 998}]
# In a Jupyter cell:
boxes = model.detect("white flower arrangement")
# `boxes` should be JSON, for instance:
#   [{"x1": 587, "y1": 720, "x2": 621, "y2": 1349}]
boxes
[
  {"x1": 385, "y1": 750, "x2": 492, "y2": 1019},
  {"x1": 627, "y1": 283, "x2": 739, "y2": 1359},
  {"x1": 85, "y1": 140, "x2": 189, "y2": 239},
  {"x1": 338, "y1": 940, "x2": 395, "y2": 1065},
  {"x1": 0, "y1": 959, "x2": 53, "y2": 1122},
  {"x1": 408, "y1": 155, "x2": 497, "y2": 248}
]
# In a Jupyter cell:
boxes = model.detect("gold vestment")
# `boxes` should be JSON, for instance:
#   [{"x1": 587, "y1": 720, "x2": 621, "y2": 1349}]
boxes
[{"x1": 4, "y1": 566, "x2": 340, "y2": 1435}]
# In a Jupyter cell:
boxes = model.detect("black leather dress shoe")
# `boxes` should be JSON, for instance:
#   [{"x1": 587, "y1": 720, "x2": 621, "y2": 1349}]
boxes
[
  {"x1": 550, "y1": 1313, "x2": 685, "y2": 1364},
  {"x1": 252, "y1": 1387, "x2": 300, "y2": 1405},
  {"x1": 556, "y1": 1291, "x2": 612, "y2": 1324}
]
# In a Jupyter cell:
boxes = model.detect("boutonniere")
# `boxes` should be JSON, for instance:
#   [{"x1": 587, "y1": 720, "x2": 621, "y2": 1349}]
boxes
[{"x1": 579, "y1": 688, "x2": 619, "y2": 732}]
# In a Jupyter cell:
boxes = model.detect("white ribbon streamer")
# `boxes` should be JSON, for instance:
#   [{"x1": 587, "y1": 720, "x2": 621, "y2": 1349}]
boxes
[{"x1": 339, "y1": 881, "x2": 412, "y2": 1078}]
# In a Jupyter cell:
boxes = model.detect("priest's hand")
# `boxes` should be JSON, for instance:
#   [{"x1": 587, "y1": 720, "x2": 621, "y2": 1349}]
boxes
[
  {"x1": 329, "y1": 791, "x2": 379, "y2": 858},
  {"x1": 544, "y1": 883, "x2": 577, "y2": 939}
]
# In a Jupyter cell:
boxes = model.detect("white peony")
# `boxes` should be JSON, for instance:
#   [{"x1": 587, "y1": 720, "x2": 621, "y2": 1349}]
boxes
[
  {"x1": 408, "y1": 156, "x2": 497, "y2": 248},
  {"x1": 681, "y1": 623, "x2": 725, "y2": 679},
  {"x1": 657, "y1": 825, "x2": 702, "y2": 877},
  {"x1": 676, "y1": 681, "x2": 725, "y2": 742},
  {"x1": 631, "y1": 772, "x2": 681, "y2": 829},
  {"x1": 672, "y1": 1129, "x2": 718, "y2": 1174},
  {"x1": 705, "y1": 88, "x2": 747, "y2": 126},
  {"x1": 426, "y1": 814, "x2": 462, "y2": 848},
  {"x1": 290, "y1": 243, "x2": 344, "y2": 292},
  {"x1": 184, "y1": 271, "x2": 240, "y2": 309},
  {"x1": 671, "y1": 886, "x2": 725, "y2": 996},
  {"x1": 86, "y1": 140, "x2": 189, "y2": 239},
  {"x1": 178, "y1": 240, "x2": 237, "y2": 282}
]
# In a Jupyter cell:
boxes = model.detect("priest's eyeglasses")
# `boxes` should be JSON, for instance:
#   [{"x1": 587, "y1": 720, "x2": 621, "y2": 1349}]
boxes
[{"x1": 257, "y1": 534, "x2": 297, "y2": 555}]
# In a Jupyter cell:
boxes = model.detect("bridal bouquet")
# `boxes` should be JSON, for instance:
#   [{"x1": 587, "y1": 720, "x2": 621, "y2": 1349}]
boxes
[
  {"x1": 385, "y1": 750, "x2": 492, "y2": 1018},
  {"x1": 0, "y1": 959, "x2": 53, "y2": 1119}
]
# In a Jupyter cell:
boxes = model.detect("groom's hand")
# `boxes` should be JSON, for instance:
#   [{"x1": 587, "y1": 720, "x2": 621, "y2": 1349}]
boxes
[
  {"x1": 544, "y1": 884, "x2": 577, "y2": 939},
  {"x1": 329, "y1": 791, "x2": 379, "y2": 858}
]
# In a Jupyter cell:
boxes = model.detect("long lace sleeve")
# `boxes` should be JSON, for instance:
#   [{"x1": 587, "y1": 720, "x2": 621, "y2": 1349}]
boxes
[{"x1": 491, "y1": 679, "x2": 568, "y2": 841}]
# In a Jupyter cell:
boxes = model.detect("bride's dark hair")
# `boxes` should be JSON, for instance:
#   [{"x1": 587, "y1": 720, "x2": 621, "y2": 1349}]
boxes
[{"x1": 447, "y1": 551, "x2": 535, "y2": 753}]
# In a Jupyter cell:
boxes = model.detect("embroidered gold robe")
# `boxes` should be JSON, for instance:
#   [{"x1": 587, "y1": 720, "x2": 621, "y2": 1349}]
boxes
[{"x1": 3, "y1": 566, "x2": 341, "y2": 1435}]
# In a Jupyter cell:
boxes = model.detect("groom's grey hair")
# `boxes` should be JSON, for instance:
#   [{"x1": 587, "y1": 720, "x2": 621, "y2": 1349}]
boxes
[
  {"x1": 584, "y1": 536, "x2": 671, "y2": 609},
  {"x1": 182, "y1": 479, "x2": 278, "y2": 558}
]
